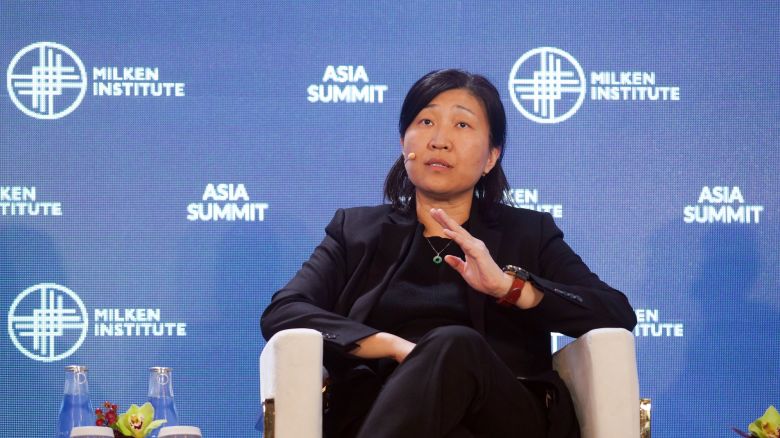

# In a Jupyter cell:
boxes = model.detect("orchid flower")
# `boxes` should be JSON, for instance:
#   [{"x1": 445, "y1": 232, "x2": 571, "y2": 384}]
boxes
[
  {"x1": 116, "y1": 402, "x2": 166, "y2": 438},
  {"x1": 749, "y1": 406, "x2": 780, "y2": 438}
]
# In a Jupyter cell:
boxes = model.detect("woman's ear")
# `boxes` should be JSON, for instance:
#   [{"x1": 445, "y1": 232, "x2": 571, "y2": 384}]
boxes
[{"x1": 484, "y1": 147, "x2": 501, "y2": 174}]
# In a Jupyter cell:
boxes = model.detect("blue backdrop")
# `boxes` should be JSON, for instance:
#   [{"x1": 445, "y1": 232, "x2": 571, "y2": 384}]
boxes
[{"x1": 2, "y1": 1, "x2": 778, "y2": 436}]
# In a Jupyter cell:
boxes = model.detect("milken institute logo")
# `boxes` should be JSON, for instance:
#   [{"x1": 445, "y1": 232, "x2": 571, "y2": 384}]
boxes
[
  {"x1": 7, "y1": 283, "x2": 89, "y2": 362},
  {"x1": 7, "y1": 42, "x2": 88, "y2": 120},
  {"x1": 508, "y1": 47, "x2": 586, "y2": 124}
]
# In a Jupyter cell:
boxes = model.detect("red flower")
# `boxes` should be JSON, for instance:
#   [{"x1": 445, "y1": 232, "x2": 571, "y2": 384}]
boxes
[
  {"x1": 106, "y1": 410, "x2": 118, "y2": 425},
  {"x1": 95, "y1": 400, "x2": 121, "y2": 428}
]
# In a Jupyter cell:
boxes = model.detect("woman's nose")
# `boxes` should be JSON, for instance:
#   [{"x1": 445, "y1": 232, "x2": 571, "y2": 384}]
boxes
[{"x1": 429, "y1": 128, "x2": 451, "y2": 150}]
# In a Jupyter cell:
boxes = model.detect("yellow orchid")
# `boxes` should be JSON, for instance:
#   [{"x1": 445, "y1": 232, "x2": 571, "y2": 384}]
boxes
[
  {"x1": 748, "y1": 406, "x2": 780, "y2": 438},
  {"x1": 115, "y1": 402, "x2": 166, "y2": 438}
]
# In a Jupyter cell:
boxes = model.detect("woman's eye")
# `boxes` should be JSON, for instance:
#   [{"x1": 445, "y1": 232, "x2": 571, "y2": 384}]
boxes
[
  {"x1": 420, "y1": 119, "x2": 433, "y2": 126},
  {"x1": 457, "y1": 122, "x2": 469, "y2": 128}
]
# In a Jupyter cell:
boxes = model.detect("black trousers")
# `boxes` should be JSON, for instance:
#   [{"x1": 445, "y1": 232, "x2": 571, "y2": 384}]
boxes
[{"x1": 352, "y1": 326, "x2": 548, "y2": 438}]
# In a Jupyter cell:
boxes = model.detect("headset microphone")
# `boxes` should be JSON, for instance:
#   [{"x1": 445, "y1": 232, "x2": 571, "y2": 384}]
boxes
[{"x1": 405, "y1": 152, "x2": 416, "y2": 161}]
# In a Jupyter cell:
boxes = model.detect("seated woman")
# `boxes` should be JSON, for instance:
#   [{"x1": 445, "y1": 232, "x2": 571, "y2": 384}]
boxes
[{"x1": 261, "y1": 69, "x2": 637, "y2": 438}]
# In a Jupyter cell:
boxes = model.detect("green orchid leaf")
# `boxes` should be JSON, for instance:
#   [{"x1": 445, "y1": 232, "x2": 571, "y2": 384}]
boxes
[{"x1": 145, "y1": 419, "x2": 167, "y2": 433}]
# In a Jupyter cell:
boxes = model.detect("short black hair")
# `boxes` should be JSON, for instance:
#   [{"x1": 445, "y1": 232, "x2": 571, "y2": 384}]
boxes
[{"x1": 384, "y1": 69, "x2": 510, "y2": 211}]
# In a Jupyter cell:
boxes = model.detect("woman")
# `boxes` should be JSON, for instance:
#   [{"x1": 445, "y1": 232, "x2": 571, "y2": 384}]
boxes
[{"x1": 261, "y1": 69, "x2": 637, "y2": 438}]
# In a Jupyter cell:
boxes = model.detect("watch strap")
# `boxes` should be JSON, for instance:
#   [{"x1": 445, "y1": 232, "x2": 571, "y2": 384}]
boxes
[{"x1": 497, "y1": 266, "x2": 528, "y2": 307}]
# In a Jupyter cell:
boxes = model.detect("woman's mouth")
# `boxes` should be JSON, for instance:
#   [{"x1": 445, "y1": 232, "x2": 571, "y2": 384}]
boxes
[{"x1": 425, "y1": 158, "x2": 452, "y2": 168}]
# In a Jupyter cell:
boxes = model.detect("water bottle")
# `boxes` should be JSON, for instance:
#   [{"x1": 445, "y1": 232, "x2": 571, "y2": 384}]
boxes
[
  {"x1": 56, "y1": 365, "x2": 96, "y2": 438},
  {"x1": 148, "y1": 367, "x2": 179, "y2": 438}
]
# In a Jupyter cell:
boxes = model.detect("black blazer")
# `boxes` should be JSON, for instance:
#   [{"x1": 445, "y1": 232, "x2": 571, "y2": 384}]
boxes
[{"x1": 260, "y1": 202, "x2": 637, "y2": 435}]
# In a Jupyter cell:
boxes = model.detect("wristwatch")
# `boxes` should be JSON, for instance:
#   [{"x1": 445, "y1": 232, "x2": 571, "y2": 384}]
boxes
[{"x1": 498, "y1": 265, "x2": 530, "y2": 307}]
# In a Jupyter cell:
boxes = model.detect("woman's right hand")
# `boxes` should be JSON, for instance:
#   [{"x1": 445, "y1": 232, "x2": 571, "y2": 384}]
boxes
[{"x1": 350, "y1": 332, "x2": 416, "y2": 363}]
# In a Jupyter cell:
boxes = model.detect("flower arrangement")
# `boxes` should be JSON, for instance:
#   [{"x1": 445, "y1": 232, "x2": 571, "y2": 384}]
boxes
[
  {"x1": 733, "y1": 406, "x2": 780, "y2": 438},
  {"x1": 95, "y1": 401, "x2": 166, "y2": 438}
]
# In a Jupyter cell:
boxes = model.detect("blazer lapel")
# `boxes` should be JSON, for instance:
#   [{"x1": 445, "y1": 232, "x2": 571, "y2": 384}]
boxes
[
  {"x1": 347, "y1": 208, "x2": 418, "y2": 322},
  {"x1": 466, "y1": 205, "x2": 502, "y2": 335}
]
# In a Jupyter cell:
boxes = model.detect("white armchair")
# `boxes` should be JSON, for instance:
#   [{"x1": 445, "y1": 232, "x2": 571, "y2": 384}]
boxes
[{"x1": 260, "y1": 327, "x2": 640, "y2": 438}]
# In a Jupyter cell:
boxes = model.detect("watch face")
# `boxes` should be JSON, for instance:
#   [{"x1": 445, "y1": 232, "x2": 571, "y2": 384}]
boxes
[{"x1": 504, "y1": 265, "x2": 530, "y2": 280}]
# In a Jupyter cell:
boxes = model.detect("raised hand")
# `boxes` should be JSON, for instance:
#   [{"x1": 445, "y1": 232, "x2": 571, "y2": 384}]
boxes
[{"x1": 429, "y1": 208, "x2": 512, "y2": 298}]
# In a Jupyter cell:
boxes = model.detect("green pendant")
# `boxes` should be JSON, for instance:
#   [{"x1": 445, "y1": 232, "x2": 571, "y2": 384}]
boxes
[{"x1": 433, "y1": 255, "x2": 443, "y2": 264}]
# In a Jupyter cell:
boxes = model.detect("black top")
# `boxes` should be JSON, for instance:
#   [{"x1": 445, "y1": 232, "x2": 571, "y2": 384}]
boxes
[
  {"x1": 365, "y1": 223, "x2": 471, "y2": 342},
  {"x1": 262, "y1": 203, "x2": 637, "y2": 376}
]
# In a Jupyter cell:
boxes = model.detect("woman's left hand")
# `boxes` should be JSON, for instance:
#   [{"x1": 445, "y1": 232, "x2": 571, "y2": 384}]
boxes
[{"x1": 430, "y1": 208, "x2": 512, "y2": 298}]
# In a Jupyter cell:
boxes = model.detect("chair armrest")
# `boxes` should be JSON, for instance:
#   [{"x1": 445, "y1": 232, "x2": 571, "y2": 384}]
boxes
[
  {"x1": 259, "y1": 327, "x2": 639, "y2": 438},
  {"x1": 260, "y1": 328, "x2": 324, "y2": 438},
  {"x1": 552, "y1": 328, "x2": 640, "y2": 438}
]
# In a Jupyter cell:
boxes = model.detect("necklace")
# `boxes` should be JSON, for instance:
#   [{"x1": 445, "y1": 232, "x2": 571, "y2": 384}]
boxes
[{"x1": 425, "y1": 237, "x2": 453, "y2": 264}]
